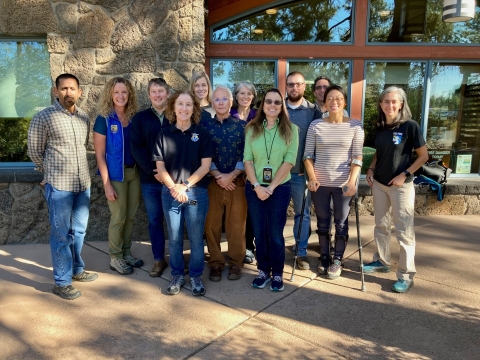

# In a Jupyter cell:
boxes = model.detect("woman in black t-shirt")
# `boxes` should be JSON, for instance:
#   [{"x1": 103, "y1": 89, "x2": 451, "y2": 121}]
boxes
[
  {"x1": 153, "y1": 90, "x2": 213, "y2": 297},
  {"x1": 365, "y1": 86, "x2": 428, "y2": 293}
]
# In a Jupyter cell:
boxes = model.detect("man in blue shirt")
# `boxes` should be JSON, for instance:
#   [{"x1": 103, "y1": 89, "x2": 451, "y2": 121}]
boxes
[
  {"x1": 201, "y1": 86, "x2": 247, "y2": 282},
  {"x1": 286, "y1": 71, "x2": 321, "y2": 270}
]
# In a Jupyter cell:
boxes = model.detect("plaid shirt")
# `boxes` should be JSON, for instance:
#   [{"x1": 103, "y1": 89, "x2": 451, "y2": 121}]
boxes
[{"x1": 28, "y1": 99, "x2": 91, "y2": 192}]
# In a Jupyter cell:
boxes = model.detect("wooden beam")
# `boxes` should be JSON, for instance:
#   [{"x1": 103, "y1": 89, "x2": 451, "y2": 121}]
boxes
[{"x1": 351, "y1": 59, "x2": 365, "y2": 121}]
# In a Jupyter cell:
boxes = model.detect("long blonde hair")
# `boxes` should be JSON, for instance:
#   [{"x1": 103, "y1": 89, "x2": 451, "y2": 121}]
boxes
[
  {"x1": 97, "y1": 77, "x2": 138, "y2": 120},
  {"x1": 245, "y1": 88, "x2": 294, "y2": 145},
  {"x1": 189, "y1": 71, "x2": 213, "y2": 104}
]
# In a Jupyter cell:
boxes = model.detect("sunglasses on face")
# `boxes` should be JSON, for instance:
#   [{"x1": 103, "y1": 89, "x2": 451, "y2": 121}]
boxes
[{"x1": 264, "y1": 99, "x2": 283, "y2": 106}]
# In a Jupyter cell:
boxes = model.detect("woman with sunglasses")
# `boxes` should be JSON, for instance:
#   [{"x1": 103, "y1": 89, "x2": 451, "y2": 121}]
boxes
[
  {"x1": 153, "y1": 90, "x2": 213, "y2": 297},
  {"x1": 244, "y1": 89, "x2": 299, "y2": 292},
  {"x1": 94, "y1": 77, "x2": 142, "y2": 276},
  {"x1": 303, "y1": 85, "x2": 364, "y2": 280}
]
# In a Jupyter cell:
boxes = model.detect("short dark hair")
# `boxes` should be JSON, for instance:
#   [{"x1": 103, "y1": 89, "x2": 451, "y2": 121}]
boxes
[
  {"x1": 55, "y1": 73, "x2": 80, "y2": 88},
  {"x1": 148, "y1": 77, "x2": 170, "y2": 93},
  {"x1": 286, "y1": 71, "x2": 305, "y2": 82},
  {"x1": 312, "y1": 76, "x2": 332, "y2": 91},
  {"x1": 324, "y1": 84, "x2": 348, "y2": 104}
]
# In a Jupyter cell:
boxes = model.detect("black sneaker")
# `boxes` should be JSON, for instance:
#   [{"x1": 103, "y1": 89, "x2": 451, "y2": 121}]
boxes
[
  {"x1": 72, "y1": 271, "x2": 98, "y2": 282},
  {"x1": 251, "y1": 270, "x2": 271, "y2": 289},
  {"x1": 53, "y1": 284, "x2": 82, "y2": 300},
  {"x1": 270, "y1": 275, "x2": 284, "y2": 292},
  {"x1": 190, "y1": 276, "x2": 206, "y2": 296}
]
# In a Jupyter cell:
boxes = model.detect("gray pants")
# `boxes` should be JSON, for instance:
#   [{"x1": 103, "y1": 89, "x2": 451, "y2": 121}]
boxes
[{"x1": 372, "y1": 180, "x2": 416, "y2": 281}]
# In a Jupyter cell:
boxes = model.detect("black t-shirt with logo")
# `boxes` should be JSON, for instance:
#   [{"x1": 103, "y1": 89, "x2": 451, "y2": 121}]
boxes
[
  {"x1": 152, "y1": 123, "x2": 214, "y2": 188},
  {"x1": 373, "y1": 120, "x2": 426, "y2": 186}
]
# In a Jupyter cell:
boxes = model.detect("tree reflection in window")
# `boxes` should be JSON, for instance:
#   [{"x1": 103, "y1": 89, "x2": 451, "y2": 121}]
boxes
[
  {"x1": 212, "y1": 0, "x2": 353, "y2": 43},
  {"x1": 368, "y1": 0, "x2": 480, "y2": 44},
  {"x1": 0, "y1": 42, "x2": 51, "y2": 162}
]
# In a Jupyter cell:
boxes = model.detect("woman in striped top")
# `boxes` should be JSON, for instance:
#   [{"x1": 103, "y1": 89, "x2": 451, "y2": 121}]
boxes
[{"x1": 303, "y1": 85, "x2": 364, "y2": 280}]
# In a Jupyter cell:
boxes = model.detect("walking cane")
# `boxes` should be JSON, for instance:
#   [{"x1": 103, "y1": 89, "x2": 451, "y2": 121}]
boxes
[
  {"x1": 289, "y1": 181, "x2": 308, "y2": 282},
  {"x1": 355, "y1": 178, "x2": 366, "y2": 292}
]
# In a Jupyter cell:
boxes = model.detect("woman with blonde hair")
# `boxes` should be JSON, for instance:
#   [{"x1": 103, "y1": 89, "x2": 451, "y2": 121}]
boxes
[
  {"x1": 189, "y1": 70, "x2": 215, "y2": 118},
  {"x1": 244, "y1": 88, "x2": 299, "y2": 292},
  {"x1": 94, "y1": 77, "x2": 142, "y2": 276}
]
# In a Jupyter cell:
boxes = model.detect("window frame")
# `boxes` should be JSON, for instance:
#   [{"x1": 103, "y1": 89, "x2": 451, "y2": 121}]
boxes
[{"x1": 210, "y1": 0, "x2": 356, "y2": 45}]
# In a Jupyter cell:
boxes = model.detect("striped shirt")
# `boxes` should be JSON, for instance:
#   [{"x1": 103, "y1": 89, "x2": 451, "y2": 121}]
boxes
[
  {"x1": 304, "y1": 119, "x2": 364, "y2": 187},
  {"x1": 28, "y1": 99, "x2": 91, "y2": 192}
]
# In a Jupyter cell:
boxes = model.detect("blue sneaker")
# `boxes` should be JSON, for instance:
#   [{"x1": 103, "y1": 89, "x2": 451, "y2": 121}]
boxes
[
  {"x1": 252, "y1": 270, "x2": 271, "y2": 289},
  {"x1": 190, "y1": 276, "x2": 206, "y2": 297},
  {"x1": 392, "y1": 279, "x2": 413, "y2": 293},
  {"x1": 270, "y1": 275, "x2": 284, "y2": 292},
  {"x1": 363, "y1": 260, "x2": 390, "y2": 273},
  {"x1": 167, "y1": 275, "x2": 185, "y2": 295}
]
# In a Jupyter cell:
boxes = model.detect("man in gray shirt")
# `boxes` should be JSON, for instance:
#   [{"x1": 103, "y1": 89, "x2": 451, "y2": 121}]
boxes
[
  {"x1": 28, "y1": 73, "x2": 97, "y2": 300},
  {"x1": 285, "y1": 71, "x2": 321, "y2": 270}
]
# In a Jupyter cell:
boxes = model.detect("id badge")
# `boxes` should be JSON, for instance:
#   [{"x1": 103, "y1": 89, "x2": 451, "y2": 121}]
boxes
[{"x1": 263, "y1": 166, "x2": 273, "y2": 183}]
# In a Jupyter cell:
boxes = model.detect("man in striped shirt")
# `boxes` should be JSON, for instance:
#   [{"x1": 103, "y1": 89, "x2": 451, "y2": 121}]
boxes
[{"x1": 28, "y1": 73, "x2": 97, "y2": 300}]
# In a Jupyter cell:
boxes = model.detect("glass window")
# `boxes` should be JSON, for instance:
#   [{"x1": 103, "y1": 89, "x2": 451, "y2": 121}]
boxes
[
  {"x1": 288, "y1": 60, "x2": 350, "y2": 105},
  {"x1": 212, "y1": 0, "x2": 353, "y2": 43},
  {"x1": 427, "y1": 63, "x2": 480, "y2": 174},
  {"x1": 368, "y1": 0, "x2": 480, "y2": 44},
  {"x1": 364, "y1": 61, "x2": 426, "y2": 172},
  {"x1": 211, "y1": 60, "x2": 276, "y2": 103},
  {"x1": 0, "y1": 41, "x2": 51, "y2": 162}
]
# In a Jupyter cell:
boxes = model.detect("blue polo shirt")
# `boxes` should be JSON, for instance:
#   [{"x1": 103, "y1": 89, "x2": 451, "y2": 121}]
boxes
[{"x1": 152, "y1": 123, "x2": 214, "y2": 189}]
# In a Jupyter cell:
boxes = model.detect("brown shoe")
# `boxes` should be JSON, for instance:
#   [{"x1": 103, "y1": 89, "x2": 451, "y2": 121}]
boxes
[
  {"x1": 209, "y1": 266, "x2": 222, "y2": 282},
  {"x1": 296, "y1": 256, "x2": 310, "y2": 270},
  {"x1": 149, "y1": 260, "x2": 168, "y2": 277},
  {"x1": 228, "y1": 265, "x2": 242, "y2": 280}
]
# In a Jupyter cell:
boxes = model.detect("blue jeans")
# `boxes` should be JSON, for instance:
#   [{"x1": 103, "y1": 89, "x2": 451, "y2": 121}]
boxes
[
  {"x1": 311, "y1": 186, "x2": 351, "y2": 236},
  {"x1": 141, "y1": 182, "x2": 166, "y2": 261},
  {"x1": 245, "y1": 181, "x2": 291, "y2": 276},
  {"x1": 290, "y1": 173, "x2": 311, "y2": 256},
  {"x1": 44, "y1": 184, "x2": 90, "y2": 286},
  {"x1": 162, "y1": 187, "x2": 208, "y2": 278}
]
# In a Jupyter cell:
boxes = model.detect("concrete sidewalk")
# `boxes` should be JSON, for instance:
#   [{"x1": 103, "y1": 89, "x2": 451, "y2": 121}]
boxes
[{"x1": 1, "y1": 215, "x2": 479, "y2": 359}]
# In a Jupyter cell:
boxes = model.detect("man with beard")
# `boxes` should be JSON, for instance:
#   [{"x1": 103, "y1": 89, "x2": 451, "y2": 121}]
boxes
[
  {"x1": 313, "y1": 76, "x2": 349, "y2": 118},
  {"x1": 285, "y1": 71, "x2": 321, "y2": 270},
  {"x1": 130, "y1": 78, "x2": 172, "y2": 277},
  {"x1": 28, "y1": 73, "x2": 97, "y2": 300}
]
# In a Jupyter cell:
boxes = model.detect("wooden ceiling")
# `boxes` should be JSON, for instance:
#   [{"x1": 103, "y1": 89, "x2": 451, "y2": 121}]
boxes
[{"x1": 206, "y1": 0, "x2": 275, "y2": 26}]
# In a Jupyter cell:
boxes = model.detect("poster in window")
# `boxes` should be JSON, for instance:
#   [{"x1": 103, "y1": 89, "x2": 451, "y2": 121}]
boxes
[{"x1": 455, "y1": 154, "x2": 472, "y2": 174}]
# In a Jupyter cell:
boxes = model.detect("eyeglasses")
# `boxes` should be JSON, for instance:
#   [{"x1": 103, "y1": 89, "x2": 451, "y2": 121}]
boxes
[
  {"x1": 213, "y1": 97, "x2": 229, "y2": 104},
  {"x1": 326, "y1": 97, "x2": 344, "y2": 103},
  {"x1": 286, "y1": 82, "x2": 305, "y2": 88},
  {"x1": 264, "y1": 99, "x2": 283, "y2": 106},
  {"x1": 315, "y1": 85, "x2": 329, "y2": 90}
]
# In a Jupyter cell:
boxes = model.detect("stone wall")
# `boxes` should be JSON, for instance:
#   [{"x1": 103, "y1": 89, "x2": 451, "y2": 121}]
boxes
[
  {"x1": 0, "y1": 0, "x2": 206, "y2": 125},
  {"x1": 0, "y1": 0, "x2": 205, "y2": 244}
]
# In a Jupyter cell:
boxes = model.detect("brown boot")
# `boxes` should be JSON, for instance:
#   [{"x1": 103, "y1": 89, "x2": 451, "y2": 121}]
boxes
[
  {"x1": 228, "y1": 265, "x2": 242, "y2": 280},
  {"x1": 149, "y1": 260, "x2": 168, "y2": 277},
  {"x1": 209, "y1": 266, "x2": 223, "y2": 282}
]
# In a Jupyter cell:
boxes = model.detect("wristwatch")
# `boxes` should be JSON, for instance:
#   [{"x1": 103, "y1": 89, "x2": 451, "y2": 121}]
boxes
[
  {"x1": 182, "y1": 180, "x2": 191, "y2": 188},
  {"x1": 403, "y1": 170, "x2": 411, "y2": 177},
  {"x1": 251, "y1": 182, "x2": 260, "y2": 190}
]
